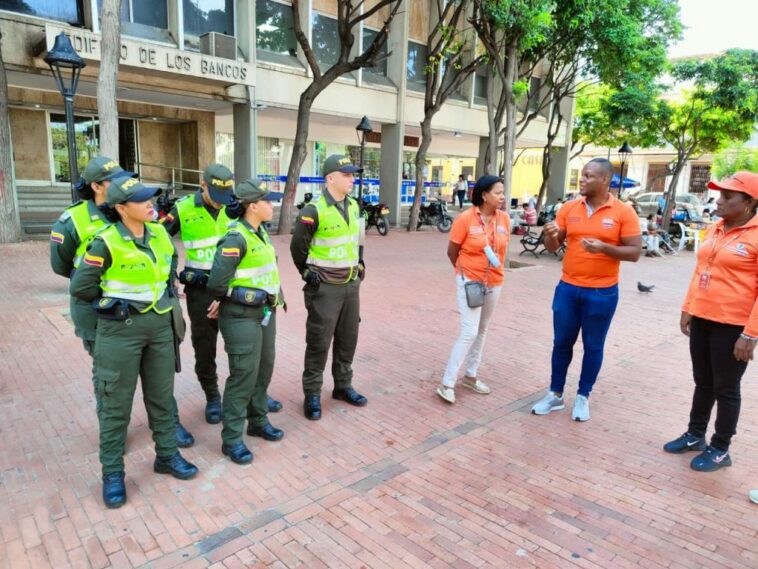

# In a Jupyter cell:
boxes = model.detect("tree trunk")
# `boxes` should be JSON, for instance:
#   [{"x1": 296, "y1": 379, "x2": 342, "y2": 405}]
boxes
[
  {"x1": 97, "y1": 0, "x2": 121, "y2": 159},
  {"x1": 485, "y1": 62, "x2": 497, "y2": 175},
  {"x1": 0, "y1": 31, "x2": 21, "y2": 243},
  {"x1": 661, "y1": 157, "x2": 686, "y2": 232},
  {"x1": 407, "y1": 116, "x2": 433, "y2": 231},
  {"x1": 500, "y1": 40, "x2": 518, "y2": 211},
  {"x1": 277, "y1": 84, "x2": 322, "y2": 234},
  {"x1": 536, "y1": 91, "x2": 564, "y2": 214}
]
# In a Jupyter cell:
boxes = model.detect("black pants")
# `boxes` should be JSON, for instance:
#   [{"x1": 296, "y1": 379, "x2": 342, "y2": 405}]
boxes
[
  {"x1": 456, "y1": 190, "x2": 466, "y2": 208},
  {"x1": 687, "y1": 317, "x2": 748, "y2": 451}
]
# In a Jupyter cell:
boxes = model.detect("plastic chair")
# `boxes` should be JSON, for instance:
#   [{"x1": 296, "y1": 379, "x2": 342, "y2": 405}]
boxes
[{"x1": 677, "y1": 222, "x2": 699, "y2": 253}]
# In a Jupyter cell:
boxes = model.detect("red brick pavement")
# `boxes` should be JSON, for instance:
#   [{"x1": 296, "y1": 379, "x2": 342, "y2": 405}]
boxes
[{"x1": 0, "y1": 229, "x2": 757, "y2": 569}]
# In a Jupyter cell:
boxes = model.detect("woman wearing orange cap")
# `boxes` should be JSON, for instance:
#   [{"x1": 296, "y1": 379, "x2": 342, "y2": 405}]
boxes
[{"x1": 664, "y1": 171, "x2": 758, "y2": 472}]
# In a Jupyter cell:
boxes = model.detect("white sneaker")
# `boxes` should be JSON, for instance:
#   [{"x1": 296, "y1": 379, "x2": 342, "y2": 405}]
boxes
[
  {"x1": 572, "y1": 395, "x2": 590, "y2": 422},
  {"x1": 749, "y1": 490, "x2": 758, "y2": 505},
  {"x1": 531, "y1": 390, "x2": 565, "y2": 415},
  {"x1": 462, "y1": 377, "x2": 491, "y2": 394},
  {"x1": 436, "y1": 385, "x2": 455, "y2": 404}
]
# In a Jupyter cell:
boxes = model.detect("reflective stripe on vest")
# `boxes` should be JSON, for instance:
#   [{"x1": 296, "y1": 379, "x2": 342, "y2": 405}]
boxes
[
  {"x1": 305, "y1": 196, "x2": 360, "y2": 270},
  {"x1": 176, "y1": 196, "x2": 231, "y2": 271},
  {"x1": 69, "y1": 201, "x2": 107, "y2": 269},
  {"x1": 227, "y1": 223, "x2": 281, "y2": 299},
  {"x1": 99, "y1": 222, "x2": 174, "y2": 313}
]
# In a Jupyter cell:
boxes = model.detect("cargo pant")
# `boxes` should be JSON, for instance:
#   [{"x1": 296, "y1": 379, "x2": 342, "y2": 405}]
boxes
[
  {"x1": 185, "y1": 284, "x2": 221, "y2": 400},
  {"x1": 218, "y1": 302, "x2": 276, "y2": 445},
  {"x1": 302, "y1": 279, "x2": 360, "y2": 395},
  {"x1": 93, "y1": 311, "x2": 178, "y2": 475}
]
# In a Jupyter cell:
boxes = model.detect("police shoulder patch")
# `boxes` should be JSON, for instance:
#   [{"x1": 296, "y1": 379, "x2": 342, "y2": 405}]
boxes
[
  {"x1": 50, "y1": 231, "x2": 65, "y2": 244},
  {"x1": 221, "y1": 247, "x2": 240, "y2": 257},
  {"x1": 83, "y1": 253, "x2": 105, "y2": 267},
  {"x1": 300, "y1": 216, "x2": 315, "y2": 225}
]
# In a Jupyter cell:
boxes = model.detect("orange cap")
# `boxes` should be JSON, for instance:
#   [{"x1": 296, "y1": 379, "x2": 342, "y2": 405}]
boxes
[{"x1": 707, "y1": 171, "x2": 758, "y2": 199}]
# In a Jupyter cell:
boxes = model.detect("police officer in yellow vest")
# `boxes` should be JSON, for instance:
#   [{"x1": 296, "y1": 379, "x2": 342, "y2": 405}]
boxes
[
  {"x1": 70, "y1": 176, "x2": 198, "y2": 508},
  {"x1": 162, "y1": 164, "x2": 283, "y2": 423},
  {"x1": 50, "y1": 157, "x2": 125, "y2": 362},
  {"x1": 290, "y1": 155, "x2": 368, "y2": 420},
  {"x1": 206, "y1": 180, "x2": 285, "y2": 464}
]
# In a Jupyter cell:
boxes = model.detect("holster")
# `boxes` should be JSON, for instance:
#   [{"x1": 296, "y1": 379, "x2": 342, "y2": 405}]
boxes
[
  {"x1": 179, "y1": 268, "x2": 209, "y2": 288},
  {"x1": 92, "y1": 297, "x2": 131, "y2": 321},
  {"x1": 228, "y1": 286, "x2": 269, "y2": 307}
]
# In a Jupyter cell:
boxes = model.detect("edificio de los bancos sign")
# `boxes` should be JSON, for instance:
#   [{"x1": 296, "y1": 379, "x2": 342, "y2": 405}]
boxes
[{"x1": 45, "y1": 25, "x2": 254, "y2": 86}]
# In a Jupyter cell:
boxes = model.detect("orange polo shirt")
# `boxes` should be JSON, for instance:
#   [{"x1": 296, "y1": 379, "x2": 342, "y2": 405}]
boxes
[
  {"x1": 556, "y1": 194, "x2": 640, "y2": 288},
  {"x1": 682, "y1": 216, "x2": 758, "y2": 336},
  {"x1": 450, "y1": 207, "x2": 511, "y2": 287}
]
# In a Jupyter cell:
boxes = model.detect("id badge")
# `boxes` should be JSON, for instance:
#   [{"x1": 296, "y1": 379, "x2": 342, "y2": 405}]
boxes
[{"x1": 698, "y1": 272, "x2": 711, "y2": 290}]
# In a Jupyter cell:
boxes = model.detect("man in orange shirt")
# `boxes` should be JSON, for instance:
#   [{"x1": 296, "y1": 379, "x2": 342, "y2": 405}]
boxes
[{"x1": 531, "y1": 159, "x2": 641, "y2": 421}]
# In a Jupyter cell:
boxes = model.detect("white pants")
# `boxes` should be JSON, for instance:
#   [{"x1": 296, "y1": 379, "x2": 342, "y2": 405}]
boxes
[{"x1": 442, "y1": 276, "x2": 502, "y2": 388}]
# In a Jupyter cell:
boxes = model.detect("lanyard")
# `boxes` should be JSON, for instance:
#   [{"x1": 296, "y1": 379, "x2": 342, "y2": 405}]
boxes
[
  {"x1": 476, "y1": 209, "x2": 498, "y2": 252},
  {"x1": 703, "y1": 227, "x2": 748, "y2": 273}
]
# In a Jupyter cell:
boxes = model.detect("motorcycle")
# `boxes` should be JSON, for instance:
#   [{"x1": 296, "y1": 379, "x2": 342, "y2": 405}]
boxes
[
  {"x1": 296, "y1": 192, "x2": 314, "y2": 210},
  {"x1": 155, "y1": 189, "x2": 178, "y2": 222},
  {"x1": 417, "y1": 198, "x2": 453, "y2": 233},
  {"x1": 361, "y1": 198, "x2": 390, "y2": 236}
]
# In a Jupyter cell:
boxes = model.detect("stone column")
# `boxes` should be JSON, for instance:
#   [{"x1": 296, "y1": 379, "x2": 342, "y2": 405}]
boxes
[
  {"x1": 233, "y1": 0, "x2": 257, "y2": 179},
  {"x1": 378, "y1": 0, "x2": 409, "y2": 226}
]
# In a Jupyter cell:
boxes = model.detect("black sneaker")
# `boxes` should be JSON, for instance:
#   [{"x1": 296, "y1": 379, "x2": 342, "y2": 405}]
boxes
[
  {"x1": 691, "y1": 446, "x2": 732, "y2": 472},
  {"x1": 663, "y1": 432, "x2": 706, "y2": 454}
]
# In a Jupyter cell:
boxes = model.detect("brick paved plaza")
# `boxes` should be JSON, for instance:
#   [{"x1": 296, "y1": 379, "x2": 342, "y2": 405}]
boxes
[{"x1": 1, "y1": 231, "x2": 756, "y2": 569}]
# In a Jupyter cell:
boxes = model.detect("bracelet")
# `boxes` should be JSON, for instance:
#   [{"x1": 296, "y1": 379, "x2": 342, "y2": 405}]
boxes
[{"x1": 739, "y1": 333, "x2": 758, "y2": 342}]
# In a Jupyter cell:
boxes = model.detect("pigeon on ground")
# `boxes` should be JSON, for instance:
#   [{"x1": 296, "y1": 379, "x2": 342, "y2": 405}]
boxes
[{"x1": 637, "y1": 282, "x2": 655, "y2": 293}]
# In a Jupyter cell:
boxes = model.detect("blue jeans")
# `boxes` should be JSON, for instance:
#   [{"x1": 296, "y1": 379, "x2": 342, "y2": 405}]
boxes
[{"x1": 550, "y1": 281, "x2": 619, "y2": 397}]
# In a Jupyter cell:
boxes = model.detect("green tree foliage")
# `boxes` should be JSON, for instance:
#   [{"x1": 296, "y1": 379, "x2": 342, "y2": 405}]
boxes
[{"x1": 712, "y1": 146, "x2": 758, "y2": 179}]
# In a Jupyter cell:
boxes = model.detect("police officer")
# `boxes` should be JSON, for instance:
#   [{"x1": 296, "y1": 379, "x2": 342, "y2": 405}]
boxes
[
  {"x1": 206, "y1": 180, "x2": 285, "y2": 464},
  {"x1": 161, "y1": 164, "x2": 283, "y2": 423},
  {"x1": 50, "y1": 157, "x2": 124, "y2": 366},
  {"x1": 70, "y1": 176, "x2": 198, "y2": 508},
  {"x1": 290, "y1": 155, "x2": 368, "y2": 420}
]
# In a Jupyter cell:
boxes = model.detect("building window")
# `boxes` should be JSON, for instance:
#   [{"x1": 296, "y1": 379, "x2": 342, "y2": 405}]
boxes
[
  {"x1": 312, "y1": 13, "x2": 339, "y2": 68},
  {"x1": 362, "y1": 27, "x2": 387, "y2": 77},
  {"x1": 0, "y1": 0, "x2": 84, "y2": 24},
  {"x1": 256, "y1": 0, "x2": 298, "y2": 58},
  {"x1": 407, "y1": 41, "x2": 427, "y2": 91},
  {"x1": 184, "y1": 0, "x2": 234, "y2": 49},
  {"x1": 689, "y1": 164, "x2": 711, "y2": 196},
  {"x1": 347, "y1": 146, "x2": 381, "y2": 179},
  {"x1": 98, "y1": 0, "x2": 170, "y2": 41},
  {"x1": 474, "y1": 70, "x2": 487, "y2": 103},
  {"x1": 49, "y1": 114, "x2": 101, "y2": 184}
]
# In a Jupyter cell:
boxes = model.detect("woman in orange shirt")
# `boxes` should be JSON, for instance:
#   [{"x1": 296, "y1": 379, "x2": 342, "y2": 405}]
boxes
[
  {"x1": 664, "y1": 171, "x2": 758, "y2": 472},
  {"x1": 437, "y1": 176, "x2": 510, "y2": 404}
]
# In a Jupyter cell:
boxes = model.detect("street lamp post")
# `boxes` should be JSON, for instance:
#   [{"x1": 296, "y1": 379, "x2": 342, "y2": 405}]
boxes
[
  {"x1": 355, "y1": 116, "x2": 373, "y2": 204},
  {"x1": 617, "y1": 141, "x2": 633, "y2": 196},
  {"x1": 45, "y1": 32, "x2": 86, "y2": 203}
]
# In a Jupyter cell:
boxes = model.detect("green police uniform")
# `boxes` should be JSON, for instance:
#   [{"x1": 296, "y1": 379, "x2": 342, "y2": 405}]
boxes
[
  {"x1": 50, "y1": 156, "x2": 132, "y2": 416},
  {"x1": 290, "y1": 155, "x2": 366, "y2": 400},
  {"x1": 50, "y1": 199, "x2": 108, "y2": 351},
  {"x1": 70, "y1": 219, "x2": 179, "y2": 473},
  {"x1": 207, "y1": 181, "x2": 284, "y2": 451},
  {"x1": 69, "y1": 178, "x2": 198, "y2": 489},
  {"x1": 161, "y1": 188, "x2": 233, "y2": 402}
]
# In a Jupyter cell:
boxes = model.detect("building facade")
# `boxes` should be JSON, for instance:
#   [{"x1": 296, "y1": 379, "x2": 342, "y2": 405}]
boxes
[{"x1": 1, "y1": 0, "x2": 572, "y2": 234}]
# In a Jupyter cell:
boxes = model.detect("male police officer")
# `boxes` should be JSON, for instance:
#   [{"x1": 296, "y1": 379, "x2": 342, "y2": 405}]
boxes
[
  {"x1": 161, "y1": 164, "x2": 282, "y2": 423},
  {"x1": 290, "y1": 155, "x2": 368, "y2": 420}
]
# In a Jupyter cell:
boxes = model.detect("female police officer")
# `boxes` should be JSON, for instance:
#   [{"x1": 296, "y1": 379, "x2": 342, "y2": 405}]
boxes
[
  {"x1": 70, "y1": 175, "x2": 198, "y2": 508},
  {"x1": 50, "y1": 157, "x2": 194, "y2": 448},
  {"x1": 207, "y1": 179, "x2": 285, "y2": 465},
  {"x1": 50, "y1": 157, "x2": 126, "y2": 410}
]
